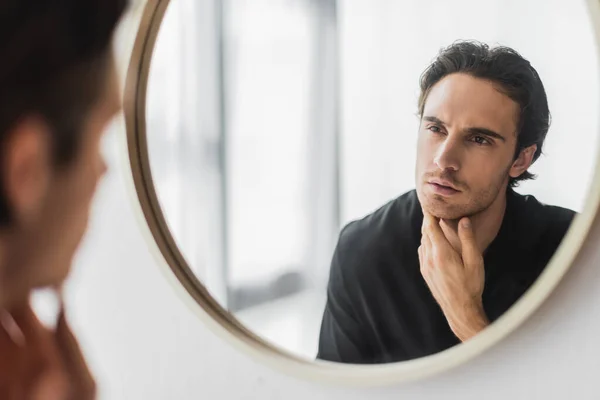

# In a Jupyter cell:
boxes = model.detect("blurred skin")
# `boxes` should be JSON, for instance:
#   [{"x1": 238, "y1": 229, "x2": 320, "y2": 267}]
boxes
[
  {"x1": 414, "y1": 73, "x2": 537, "y2": 341},
  {"x1": 0, "y1": 53, "x2": 121, "y2": 399},
  {"x1": 0, "y1": 55, "x2": 121, "y2": 307}
]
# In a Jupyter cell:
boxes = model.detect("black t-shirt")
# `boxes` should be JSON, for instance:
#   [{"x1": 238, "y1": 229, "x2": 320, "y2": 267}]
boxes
[{"x1": 317, "y1": 188, "x2": 575, "y2": 364}]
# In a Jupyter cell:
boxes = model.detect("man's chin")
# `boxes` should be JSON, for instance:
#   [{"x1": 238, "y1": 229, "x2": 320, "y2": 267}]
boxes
[
  {"x1": 417, "y1": 187, "x2": 465, "y2": 219},
  {"x1": 426, "y1": 209, "x2": 464, "y2": 221},
  {"x1": 421, "y1": 199, "x2": 468, "y2": 221},
  {"x1": 50, "y1": 259, "x2": 73, "y2": 283}
]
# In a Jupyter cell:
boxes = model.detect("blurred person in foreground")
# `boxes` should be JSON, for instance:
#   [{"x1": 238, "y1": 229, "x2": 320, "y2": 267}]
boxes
[{"x1": 0, "y1": 1, "x2": 128, "y2": 398}]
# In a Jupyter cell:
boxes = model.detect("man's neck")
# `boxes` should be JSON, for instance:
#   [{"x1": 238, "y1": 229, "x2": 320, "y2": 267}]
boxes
[{"x1": 439, "y1": 187, "x2": 508, "y2": 255}]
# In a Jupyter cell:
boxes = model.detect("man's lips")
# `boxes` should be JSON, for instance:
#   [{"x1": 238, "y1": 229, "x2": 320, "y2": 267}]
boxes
[{"x1": 428, "y1": 179, "x2": 460, "y2": 192}]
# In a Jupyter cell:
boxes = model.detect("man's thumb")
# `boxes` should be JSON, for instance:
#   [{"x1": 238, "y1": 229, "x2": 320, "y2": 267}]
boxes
[{"x1": 459, "y1": 217, "x2": 481, "y2": 268}]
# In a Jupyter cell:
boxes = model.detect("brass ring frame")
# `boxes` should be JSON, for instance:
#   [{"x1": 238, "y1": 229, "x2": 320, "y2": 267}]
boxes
[{"x1": 124, "y1": 0, "x2": 600, "y2": 387}]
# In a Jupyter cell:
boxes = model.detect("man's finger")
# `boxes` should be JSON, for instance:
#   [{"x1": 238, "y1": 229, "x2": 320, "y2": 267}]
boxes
[
  {"x1": 421, "y1": 227, "x2": 432, "y2": 251},
  {"x1": 458, "y1": 217, "x2": 481, "y2": 268},
  {"x1": 423, "y1": 213, "x2": 449, "y2": 247}
]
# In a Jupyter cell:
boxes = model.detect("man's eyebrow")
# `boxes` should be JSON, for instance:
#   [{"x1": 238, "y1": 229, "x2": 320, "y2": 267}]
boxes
[
  {"x1": 423, "y1": 116, "x2": 445, "y2": 125},
  {"x1": 422, "y1": 115, "x2": 506, "y2": 142},
  {"x1": 466, "y1": 127, "x2": 506, "y2": 142}
]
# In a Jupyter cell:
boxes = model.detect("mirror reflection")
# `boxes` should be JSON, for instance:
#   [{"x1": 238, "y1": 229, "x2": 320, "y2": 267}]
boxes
[{"x1": 145, "y1": 0, "x2": 599, "y2": 363}]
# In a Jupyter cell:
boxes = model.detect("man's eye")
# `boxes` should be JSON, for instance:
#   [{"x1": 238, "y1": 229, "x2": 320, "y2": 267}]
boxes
[
  {"x1": 427, "y1": 125, "x2": 442, "y2": 133},
  {"x1": 472, "y1": 136, "x2": 491, "y2": 145}
]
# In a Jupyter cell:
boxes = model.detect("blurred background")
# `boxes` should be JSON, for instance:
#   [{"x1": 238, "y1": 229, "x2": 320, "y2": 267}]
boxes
[{"x1": 144, "y1": 0, "x2": 599, "y2": 360}]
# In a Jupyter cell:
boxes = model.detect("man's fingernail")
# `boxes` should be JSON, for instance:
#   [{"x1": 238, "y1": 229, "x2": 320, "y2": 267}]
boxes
[{"x1": 462, "y1": 219, "x2": 471, "y2": 228}]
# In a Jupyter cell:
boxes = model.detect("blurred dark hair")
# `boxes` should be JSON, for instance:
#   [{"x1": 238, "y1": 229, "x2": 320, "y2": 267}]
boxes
[
  {"x1": 418, "y1": 40, "x2": 551, "y2": 187},
  {"x1": 0, "y1": 0, "x2": 128, "y2": 225}
]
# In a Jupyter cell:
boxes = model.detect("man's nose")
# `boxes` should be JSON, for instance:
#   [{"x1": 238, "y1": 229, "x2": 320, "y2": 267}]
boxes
[{"x1": 433, "y1": 137, "x2": 460, "y2": 171}]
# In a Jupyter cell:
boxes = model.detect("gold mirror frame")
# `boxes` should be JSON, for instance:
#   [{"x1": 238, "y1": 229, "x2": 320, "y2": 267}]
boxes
[{"x1": 123, "y1": 0, "x2": 600, "y2": 387}]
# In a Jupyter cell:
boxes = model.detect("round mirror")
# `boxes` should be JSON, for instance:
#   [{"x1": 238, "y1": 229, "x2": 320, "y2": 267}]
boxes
[{"x1": 125, "y1": 0, "x2": 600, "y2": 385}]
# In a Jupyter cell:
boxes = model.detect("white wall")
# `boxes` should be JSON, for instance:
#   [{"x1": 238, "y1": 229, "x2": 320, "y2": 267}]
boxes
[{"x1": 61, "y1": 1, "x2": 600, "y2": 399}]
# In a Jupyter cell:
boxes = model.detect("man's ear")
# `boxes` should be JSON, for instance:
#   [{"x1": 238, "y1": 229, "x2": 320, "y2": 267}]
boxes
[
  {"x1": 3, "y1": 117, "x2": 52, "y2": 225},
  {"x1": 509, "y1": 144, "x2": 537, "y2": 179}
]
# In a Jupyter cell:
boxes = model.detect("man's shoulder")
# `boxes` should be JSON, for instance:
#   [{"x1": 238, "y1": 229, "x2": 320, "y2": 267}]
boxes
[
  {"x1": 504, "y1": 190, "x2": 578, "y2": 277},
  {"x1": 510, "y1": 190, "x2": 576, "y2": 243},
  {"x1": 330, "y1": 189, "x2": 420, "y2": 287},
  {"x1": 512, "y1": 190, "x2": 576, "y2": 226},
  {"x1": 333, "y1": 190, "x2": 420, "y2": 269},
  {"x1": 340, "y1": 190, "x2": 419, "y2": 242}
]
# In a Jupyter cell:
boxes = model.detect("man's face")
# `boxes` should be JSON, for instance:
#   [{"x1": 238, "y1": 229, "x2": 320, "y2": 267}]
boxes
[
  {"x1": 2, "y1": 55, "x2": 122, "y2": 291},
  {"x1": 415, "y1": 72, "x2": 531, "y2": 220}
]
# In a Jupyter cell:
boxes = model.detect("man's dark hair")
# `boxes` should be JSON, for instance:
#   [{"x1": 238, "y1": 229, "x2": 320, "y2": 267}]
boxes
[
  {"x1": 0, "y1": 0, "x2": 128, "y2": 225},
  {"x1": 418, "y1": 40, "x2": 551, "y2": 187}
]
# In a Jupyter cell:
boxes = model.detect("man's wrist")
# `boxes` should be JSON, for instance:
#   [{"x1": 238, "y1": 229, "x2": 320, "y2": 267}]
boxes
[{"x1": 446, "y1": 300, "x2": 490, "y2": 342}]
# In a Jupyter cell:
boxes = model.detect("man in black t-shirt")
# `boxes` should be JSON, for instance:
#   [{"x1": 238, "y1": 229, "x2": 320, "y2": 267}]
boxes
[{"x1": 317, "y1": 40, "x2": 576, "y2": 364}]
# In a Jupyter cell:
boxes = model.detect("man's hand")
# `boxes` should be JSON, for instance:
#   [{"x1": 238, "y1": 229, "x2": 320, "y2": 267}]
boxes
[{"x1": 418, "y1": 212, "x2": 489, "y2": 342}]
